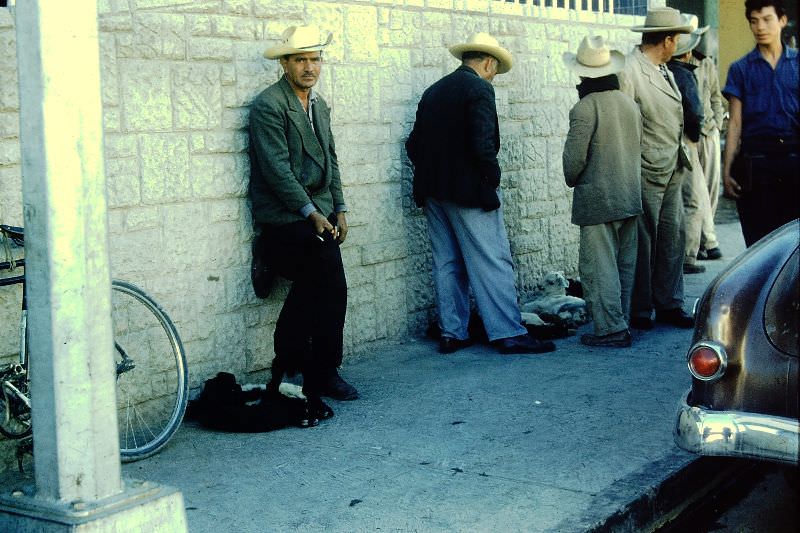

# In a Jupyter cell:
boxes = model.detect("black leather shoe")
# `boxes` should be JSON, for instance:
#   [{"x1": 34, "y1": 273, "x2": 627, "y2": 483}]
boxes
[
  {"x1": 656, "y1": 308, "x2": 694, "y2": 329},
  {"x1": 705, "y1": 247, "x2": 722, "y2": 260},
  {"x1": 439, "y1": 337, "x2": 473, "y2": 354},
  {"x1": 307, "y1": 395, "x2": 334, "y2": 420},
  {"x1": 630, "y1": 316, "x2": 654, "y2": 330},
  {"x1": 318, "y1": 371, "x2": 359, "y2": 401},
  {"x1": 493, "y1": 334, "x2": 555, "y2": 355}
]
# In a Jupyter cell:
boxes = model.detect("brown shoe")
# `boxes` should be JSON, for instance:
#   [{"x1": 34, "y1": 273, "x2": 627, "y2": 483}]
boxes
[
  {"x1": 581, "y1": 330, "x2": 632, "y2": 348},
  {"x1": 318, "y1": 371, "x2": 359, "y2": 401}
]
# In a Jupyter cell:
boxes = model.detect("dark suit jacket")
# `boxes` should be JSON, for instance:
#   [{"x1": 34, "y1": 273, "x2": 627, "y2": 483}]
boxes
[
  {"x1": 249, "y1": 76, "x2": 344, "y2": 226},
  {"x1": 667, "y1": 60, "x2": 704, "y2": 143},
  {"x1": 406, "y1": 65, "x2": 501, "y2": 210}
]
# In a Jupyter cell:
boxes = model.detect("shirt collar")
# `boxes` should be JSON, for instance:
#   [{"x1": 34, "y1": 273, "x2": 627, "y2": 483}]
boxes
[{"x1": 746, "y1": 44, "x2": 797, "y2": 63}]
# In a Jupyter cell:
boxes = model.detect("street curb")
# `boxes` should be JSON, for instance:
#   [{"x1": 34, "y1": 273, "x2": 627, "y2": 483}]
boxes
[
  {"x1": 590, "y1": 456, "x2": 750, "y2": 533},
  {"x1": 545, "y1": 453, "x2": 749, "y2": 533}
]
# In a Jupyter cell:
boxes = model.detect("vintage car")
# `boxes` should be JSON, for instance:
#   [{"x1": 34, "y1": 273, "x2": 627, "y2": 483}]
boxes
[{"x1": 674, "y1": 219, "x2": 799, "y2": 465}]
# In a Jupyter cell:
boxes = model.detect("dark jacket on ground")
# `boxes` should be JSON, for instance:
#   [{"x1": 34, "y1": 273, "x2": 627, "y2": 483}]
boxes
[
  {"x1": 405, "y1": 65, "x2": 501, "y2": 210},
  {"x1": 667, "y1": 59, "x2": 704, "y2": 143}
]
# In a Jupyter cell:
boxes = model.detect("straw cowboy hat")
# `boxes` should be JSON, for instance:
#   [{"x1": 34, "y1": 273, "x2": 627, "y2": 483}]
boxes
[
  {"x1": 630, "y1": 7, "x2": 695, "y2": 33},
  {"x1": 449, "y1": 32, "x2": 513, "y2": 74},
  {"x1": 562, "y1": 35, "x2": 625, "y2": 78},
  {"x1": 673, "y1": 15, "x2": 710, "y2": 57},
  {"x1": 264, "y1": 24, "x2": 333, "y2": 59}
]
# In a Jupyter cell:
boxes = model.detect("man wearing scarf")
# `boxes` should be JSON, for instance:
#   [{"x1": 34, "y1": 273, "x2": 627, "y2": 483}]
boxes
[{"x1": 562, "y1": 36, "x2": 642, "y2": 348}]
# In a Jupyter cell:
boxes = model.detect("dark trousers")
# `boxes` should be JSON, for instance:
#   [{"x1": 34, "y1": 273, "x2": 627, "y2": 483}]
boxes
[
  {"x1": 734, "y1": 146, "x2": 800, "y2": 247},
  {"x1": 261, "y1": 216, "x2": 347, "y2": 394}
]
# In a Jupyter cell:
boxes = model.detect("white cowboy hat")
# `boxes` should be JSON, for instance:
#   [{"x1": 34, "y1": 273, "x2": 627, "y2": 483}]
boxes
[
  {"x1": 562, "y1": 35, "x2": 625, "y2": 78},
  {"x1": 264, "y1": 24, "x2": 333, "y2": 59},
  {"x1": 631, "y1": 7, "x2": 695, "y2": 33},
  {"x1": 673, "y1": 15, "x2": 710, "y2": 57},
  {"x1": 449, "y1": 32, "x2": 513, "y2": 74}
]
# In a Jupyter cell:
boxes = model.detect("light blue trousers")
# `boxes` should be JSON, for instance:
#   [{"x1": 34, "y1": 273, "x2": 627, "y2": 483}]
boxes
[{"x1": 424, "y1": 197, "x2": 527, "y2": 342}]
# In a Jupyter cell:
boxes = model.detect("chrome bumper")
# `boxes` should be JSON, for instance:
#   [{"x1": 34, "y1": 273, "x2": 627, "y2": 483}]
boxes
[{"x1": 674, "y1": 390, "x2": 800, "y2": 465}]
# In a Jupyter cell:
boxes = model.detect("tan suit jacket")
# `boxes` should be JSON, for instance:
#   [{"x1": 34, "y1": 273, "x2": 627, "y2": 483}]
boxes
[
  {"x1": 690, "y1": 55, "x2": 725, "y2": 135},
  {"x1": 619, "y1": 47, "x2": 689, "y2": 182}
]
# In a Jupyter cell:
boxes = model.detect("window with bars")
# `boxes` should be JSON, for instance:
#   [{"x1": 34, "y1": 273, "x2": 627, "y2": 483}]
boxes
[{"x1": 498, "y1": 0, "x2": 648, "y2": 16}]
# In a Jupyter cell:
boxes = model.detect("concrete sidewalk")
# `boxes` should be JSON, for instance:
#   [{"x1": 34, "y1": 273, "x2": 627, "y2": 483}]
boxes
[{"x1": 122, "y1": 221, "x2": 746, "y2": 533}]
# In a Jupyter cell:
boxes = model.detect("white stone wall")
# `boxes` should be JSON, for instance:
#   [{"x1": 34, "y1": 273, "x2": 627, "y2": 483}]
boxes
[{"x1": 0, "y1": 1, "x2": 642, "y2": 472}]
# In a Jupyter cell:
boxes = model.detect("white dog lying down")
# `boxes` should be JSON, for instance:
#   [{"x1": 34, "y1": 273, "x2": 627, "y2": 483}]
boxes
[{"x1": 520, "y1": 271, "x2": 588, "y2": 328}]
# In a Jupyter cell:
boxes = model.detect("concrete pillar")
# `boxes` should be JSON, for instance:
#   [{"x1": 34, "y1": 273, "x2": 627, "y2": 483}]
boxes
[
  {"x1": 0, "y1": 2, "x2": 187, "y2": 530},
  {"x1": 14, "y1": 0, "x2": 120, "y2": 503}
]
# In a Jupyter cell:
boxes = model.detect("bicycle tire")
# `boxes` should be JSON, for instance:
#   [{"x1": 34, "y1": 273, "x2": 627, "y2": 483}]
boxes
[{"x1": 112, "y1": 280, "x2": 188, "y2": 462}]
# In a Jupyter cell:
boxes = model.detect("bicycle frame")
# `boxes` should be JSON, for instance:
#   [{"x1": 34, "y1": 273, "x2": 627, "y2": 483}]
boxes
[
  {"x1": 1, "y1": 230, "x2": 33, "y2": 441},
  {"x1": 1, "y1": 245, "x2": 28, "y2": 367}
]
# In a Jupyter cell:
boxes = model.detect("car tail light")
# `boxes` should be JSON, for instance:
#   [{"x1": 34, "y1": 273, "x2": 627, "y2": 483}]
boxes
[{"x1": 687, "y1": 342, "x2": 727, "y2": 382}]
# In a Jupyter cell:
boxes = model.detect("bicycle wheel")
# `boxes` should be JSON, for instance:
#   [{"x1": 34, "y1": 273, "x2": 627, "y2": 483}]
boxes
[{"x1": 111, "y1": 280, "x2": 188, "y2": 462}]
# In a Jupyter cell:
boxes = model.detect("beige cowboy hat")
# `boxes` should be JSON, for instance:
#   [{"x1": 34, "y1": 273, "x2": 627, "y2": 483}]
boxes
[
  {"x1": 631, "y1": 7, "x2": 695, "y2": 33},
  {"x1": 673, "y1": 15, "x2": 710, "y2": 57},
  {"x1": 449, "y1": 32, "x2": 513, "y2": 74},
  {"x1": 264, "y1": 24, "x2": 333, "y2": 59},
  {"x1": 562, "y1": 35, "x2": 625, "y2": 78}
]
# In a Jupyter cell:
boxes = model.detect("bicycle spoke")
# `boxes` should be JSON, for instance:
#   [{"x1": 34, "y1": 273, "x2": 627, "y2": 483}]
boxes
[{"x1": 111, "y1": 280, "x2": 187, "y2": 461}]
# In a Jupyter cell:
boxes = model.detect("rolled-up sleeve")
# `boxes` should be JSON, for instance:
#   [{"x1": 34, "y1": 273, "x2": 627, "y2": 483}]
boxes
[{"x1": 722, "y1": 62, "x2": 744, "y2": 102}]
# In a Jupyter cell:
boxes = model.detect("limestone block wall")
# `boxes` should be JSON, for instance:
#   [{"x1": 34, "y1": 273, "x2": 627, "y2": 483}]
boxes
[{"x1": 0, "y1": 1, "x2": 642, "y2": 472}]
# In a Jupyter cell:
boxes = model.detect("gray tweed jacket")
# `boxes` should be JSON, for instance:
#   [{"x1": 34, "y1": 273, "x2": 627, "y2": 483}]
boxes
[{"x1": 563, "y1": 89, "x2": 643, "y2": 226}]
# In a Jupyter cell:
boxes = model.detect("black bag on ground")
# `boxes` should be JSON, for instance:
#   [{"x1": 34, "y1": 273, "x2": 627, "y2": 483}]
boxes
[{"x1": 188, "y1": 372, "x2": 309, "y2": 432}]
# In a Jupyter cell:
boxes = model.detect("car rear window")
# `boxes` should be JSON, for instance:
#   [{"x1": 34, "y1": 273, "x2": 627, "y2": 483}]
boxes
[{"x1": 765, "y1": 247, "x2": 799, "y2": 357}]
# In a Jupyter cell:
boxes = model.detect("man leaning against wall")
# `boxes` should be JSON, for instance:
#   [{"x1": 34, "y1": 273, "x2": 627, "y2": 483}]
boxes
[{"x1": 248, "y1": 25, "x2": 359, "y2": 424}]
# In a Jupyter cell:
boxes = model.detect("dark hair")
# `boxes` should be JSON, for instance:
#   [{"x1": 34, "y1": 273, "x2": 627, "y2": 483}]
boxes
[
  {"x1": 641, "y1": 31, "x2": 678, "y2": 46},
  {"x1": 744, "y1": 0, "x2": 786, "y2": 19},
  {"x1": 461, "y1": 51, "x2": 495, "y2": 63}
]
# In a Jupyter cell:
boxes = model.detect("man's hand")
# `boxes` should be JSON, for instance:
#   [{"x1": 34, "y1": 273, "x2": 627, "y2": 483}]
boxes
[
  {"x1": 336, "y1": 212, "x2": 348, "y2": 244},
  {"x1": 309, "y1": 211, "x2": 335, "y2": 239},
  {"x1": 723, "y1": 174, "x2": 741, "y2": 200}
]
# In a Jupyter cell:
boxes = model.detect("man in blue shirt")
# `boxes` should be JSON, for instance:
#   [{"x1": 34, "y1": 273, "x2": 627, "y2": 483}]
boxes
[{"x1": 723, "y1": 0, "x2": 799, "y2": 246}]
